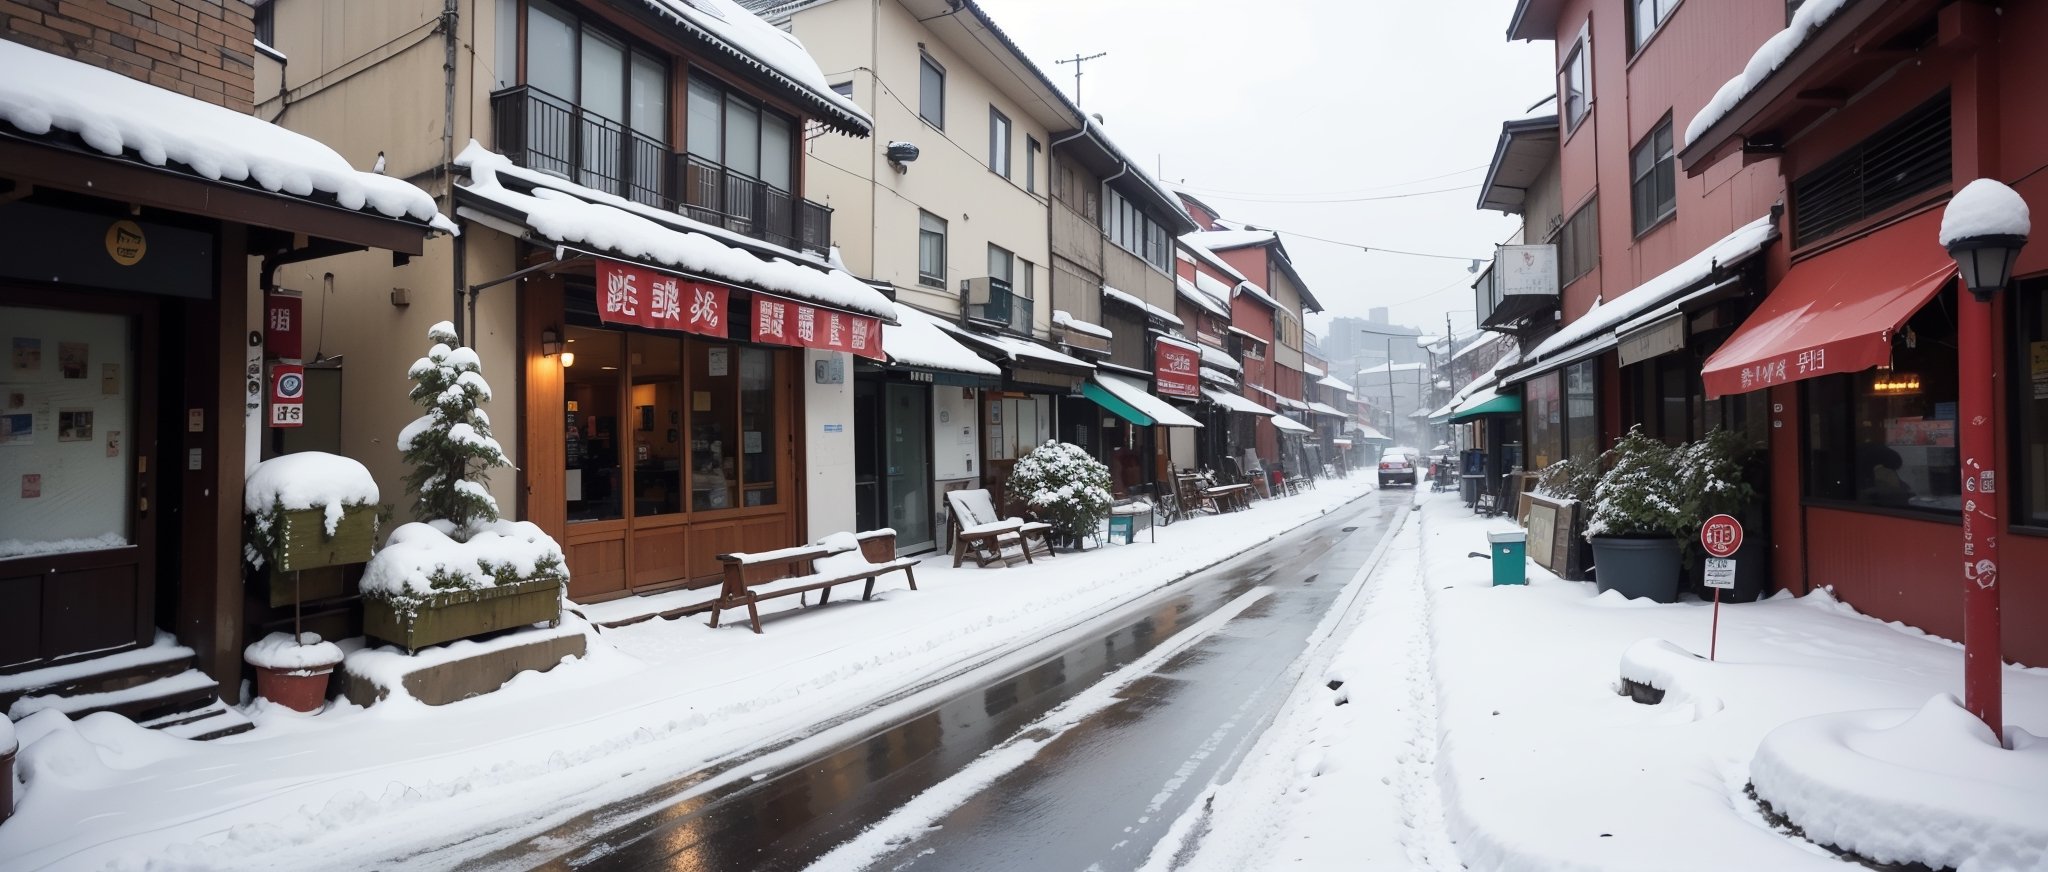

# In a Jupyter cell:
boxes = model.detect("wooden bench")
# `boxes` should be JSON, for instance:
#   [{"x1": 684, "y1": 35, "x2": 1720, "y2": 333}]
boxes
[
  {"x1": 946, "y1": 488, "x2": 1056, "y2": 567},
  {"x1": 1175, "y1": 474, "x2": 1252, "y2": 516},
  {"x1": 708, "y1": 529, "x2": 918, "y2": 634}
]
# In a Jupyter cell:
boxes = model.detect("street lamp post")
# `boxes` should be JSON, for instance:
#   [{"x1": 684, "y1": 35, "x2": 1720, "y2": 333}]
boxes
[
  {"x1": 1356, "y1": 327, "x2": 1407, "y2": 445},
  {"x1": 1942, "y1": 178, "x2": 2030, "y2": 743}
]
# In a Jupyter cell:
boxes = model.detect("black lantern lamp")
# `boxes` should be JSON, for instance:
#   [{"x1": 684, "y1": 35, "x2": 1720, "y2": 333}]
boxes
[
  {"x1": 541, "y1": 327, "x2": 565, "y2": 357},
  {"x1": 1947, "y1": 233, "x2": 2029, "y2": 302}
]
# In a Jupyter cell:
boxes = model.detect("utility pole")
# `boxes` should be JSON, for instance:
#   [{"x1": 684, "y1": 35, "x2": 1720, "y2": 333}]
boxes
[{"x1": 1055, "y1": 51, "x2": 1108, "y2": 106}]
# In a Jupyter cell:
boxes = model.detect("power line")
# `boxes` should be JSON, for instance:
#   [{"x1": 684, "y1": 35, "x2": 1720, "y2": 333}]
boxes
[
  {"x1": 1190, "y1": 184, "x2": 1481, "y2": 205},
  {"x1": 1176, "y1": 164, "x2": 1487, "y2": 199},
  {"x1": 1224, "y1": 221, "x2": 1485, "y2": 262}
]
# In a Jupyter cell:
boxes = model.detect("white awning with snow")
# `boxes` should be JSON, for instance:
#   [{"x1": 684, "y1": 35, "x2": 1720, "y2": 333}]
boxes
[
  {"x1": 1202, "y1": 387, "x2": 1277, "y2": 417},
  {"x1": 1101, "y1": 285, "x2": 1185, "y2": 327},
  {"x1": 885, "y1": 306, "x2": 1001, "y2": 376},
  {"x1": 1096, "y1": 374, "x2": 1203, "y2": 428},
  {"x1": 1271, "y1": 414, "x2": 1313, "y2": 434}
]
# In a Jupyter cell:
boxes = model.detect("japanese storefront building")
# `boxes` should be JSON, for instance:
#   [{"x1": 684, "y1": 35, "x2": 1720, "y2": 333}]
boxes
[
  {"x1": 0, "y1": 23, "x2": 442, "y2": 706},
  {"x1": 1680, "y1": 0, "x2": 2048, "y2": 664}
]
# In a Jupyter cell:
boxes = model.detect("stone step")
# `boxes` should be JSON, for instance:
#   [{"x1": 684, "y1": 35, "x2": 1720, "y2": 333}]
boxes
[
  {"x1": 141, "y1": 700, "x2": 255, "y2": 741},
  {"x1": 0, "y1": 634, "x2": 195, "y2": 714},
  {"x1": 8, "y1": 668, "x2": 220, "y2": 724}
]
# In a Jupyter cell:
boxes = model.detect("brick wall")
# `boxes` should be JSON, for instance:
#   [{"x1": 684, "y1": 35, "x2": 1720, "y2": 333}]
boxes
[{"x1": 3, "y1": 0, "x2": 258, "y2": 112}]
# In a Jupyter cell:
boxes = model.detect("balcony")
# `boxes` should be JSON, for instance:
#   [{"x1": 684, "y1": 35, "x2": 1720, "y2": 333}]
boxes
[
  {"x1": 963, "y1": 277, "x2": 1034, "y2": 336},
  {"x1": 491, "y1": 86, "x2": 831, "y2": 256}
]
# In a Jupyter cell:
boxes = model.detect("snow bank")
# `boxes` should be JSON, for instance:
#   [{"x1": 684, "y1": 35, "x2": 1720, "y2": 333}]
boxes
[
  {"x1": 1941, "y1": 179, "x2": 2032, "y2": 246},
  {"x1": 0, "y1": 40, "x2": 452, "y2": 233},
  {"x1": 245, "y1": 452, "x2": 380, "y2": 536},
  {"x1": 244, "y1": 632, "x2": 345, "y2": 673},
  {"x1": 1750, "y1": 694, "x2": 2048, "y2": 871},
  {"x1": 360, "y1": 520, "x2": 566, "y2": 604},
  {"x1": 344, "y1": 617, "x2": 590, "y2": 706},
  {"x1": 1684, "y1": 0, "x2": 1854, "y2": 147}
]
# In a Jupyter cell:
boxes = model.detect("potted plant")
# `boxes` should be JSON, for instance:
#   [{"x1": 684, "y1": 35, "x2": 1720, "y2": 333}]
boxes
[
  {"x1": 242, "y1": 451, "x2": 383, "y2": 710},
  {"x1": 1585, "y1": 426, "x2": 1686, "y2": 602},
  {"x1": 1006, "y1": 441, "x2": 1114, "y2": 550},
  {"x1": 1676, "y1": 428, "x2": 1767, "y2": 602},
  {"x1": 361, "y1": 321, "x2": 566, "y2": 653}
]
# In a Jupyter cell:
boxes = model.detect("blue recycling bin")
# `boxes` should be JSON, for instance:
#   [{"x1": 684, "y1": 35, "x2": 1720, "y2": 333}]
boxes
[{"x1": 1488, "y1": 530, "x2": 1527, "y2": 585}]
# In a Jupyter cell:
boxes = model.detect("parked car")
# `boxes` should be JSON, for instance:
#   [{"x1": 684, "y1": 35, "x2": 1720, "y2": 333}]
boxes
[{"x1": 1377, "y1": 446, "x2": 1420, "y2": 488}]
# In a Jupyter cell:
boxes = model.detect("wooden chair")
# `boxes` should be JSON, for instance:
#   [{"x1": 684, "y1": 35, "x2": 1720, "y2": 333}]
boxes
[{"x1": 945, "y1": 489, "x2": 1056, "y2": 567}]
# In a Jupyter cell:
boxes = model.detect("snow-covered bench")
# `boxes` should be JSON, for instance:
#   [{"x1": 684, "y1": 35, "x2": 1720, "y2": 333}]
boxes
[
  {"x1": 707, "y1": 529, "x2": 918, "y2": 634},
  {"x1": 945, "y1": 488, "x2": 1055, "y2": 568}
]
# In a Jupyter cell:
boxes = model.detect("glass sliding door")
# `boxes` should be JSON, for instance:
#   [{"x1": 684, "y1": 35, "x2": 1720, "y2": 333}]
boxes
[{"x1": 884, "y1": 382, "x2": 933, "y2": 550}]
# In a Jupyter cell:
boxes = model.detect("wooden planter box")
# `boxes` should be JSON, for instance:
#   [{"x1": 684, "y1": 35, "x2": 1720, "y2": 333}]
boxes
[
  {"x1": 259, "y1": 504, "x2": 379, "y2": 607},
  {"x1": 363, "y1": 577, "x2": 562, "y2": 654}
]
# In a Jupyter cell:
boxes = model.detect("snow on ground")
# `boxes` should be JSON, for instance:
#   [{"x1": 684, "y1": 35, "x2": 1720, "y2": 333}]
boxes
[
  {"x1": 1173, "y1": 490, "x2": 2048, "y2": 871},
  {"x1": 0, "y1": 478, "x2": 1370, "y2": 872}
]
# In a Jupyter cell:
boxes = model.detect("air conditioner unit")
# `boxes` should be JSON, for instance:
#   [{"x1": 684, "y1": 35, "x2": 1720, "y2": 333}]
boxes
[{"x1": 961, "y1": 276, "x2": 1014, "y2": 325}]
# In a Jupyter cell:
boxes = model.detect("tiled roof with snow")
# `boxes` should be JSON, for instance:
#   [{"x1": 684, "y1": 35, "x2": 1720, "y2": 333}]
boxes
[
  {"x1": 643, "y1": 0, "x2": 871, "y2": 134},
  {"x1": 1684, "y1": 0, "x2": 1853, "y2": 147},
  {"x1": 1101, "y1": 285, "x2": 1185, "y2": 328},
  {"x1": 0, "y1": 39, "x2": 451, "y2": 234},
  {"x1": 1176, "y1": 276, "x2": 1230, "y2": 319},
  {"x1": 1187, "y1": 229, "x2": 1279, "y2": 252},
  {"x1": 1178, "y1": 236, "x2": 1252, "y2": 285},
  {"x1": 455, "y1": 142, "x2": 895, "y2": 319}
]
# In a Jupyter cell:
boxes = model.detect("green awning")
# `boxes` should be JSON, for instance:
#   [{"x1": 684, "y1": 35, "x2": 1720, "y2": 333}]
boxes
[
  {"x1": 1083, "y1": 380, "x2": 1154, "y2": 426},
  {"x1": 1450, "y1": 389, "x2": 1521, "y2": 421}
]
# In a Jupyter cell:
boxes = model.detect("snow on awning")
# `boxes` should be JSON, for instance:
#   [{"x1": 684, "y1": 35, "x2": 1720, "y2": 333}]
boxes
[
  {"x1": 1502, "y1": 213, "x2": 1776, "y2": 386},
  {"x1": 1237, "y1": 281, "x2": 1280, "y2": 309},
  {"x1": 1317, "y1": 374, "x2": 1355, "y2": 394},
  {"x1": 1200, "y1": 366, "x2": 1238, "y2": 386},
  {"x1": 639, "y1": 0, "x2": 872, "y2": 135},
  {"x1": 1270, "y1": 414, "x2": 1313, "y2": 434},
  {"x1": 1175, "y1": 275, "x2": 1230, "y2": 318},
  {"x1": 1305, "y1": 363, "x2": 1326, "y2": 378},
  {"x1": 1101, "y1": 285, "x2": 1185, "y2": 327},
  {"x1": 455, "y1": 143, "x2": 894, "y2": 320},
  {"x1": 1307, "y1": 401, "x2": 1348, "y2": 418},
  {"x1": 1051, "y1": 309, "x2": 1113, "y2": 340},
  {"x1": 0, "y1": 39, "x2": 451, "y2": 234},
  {"x1": 1186, "y1": 229, "x2": 1277, "y2": 252},
  {"x1": 1178, "y1": 235, "x2": 1252, "y2": 284},
  {"x1": 885, "y1": 305, "x2": 1001, "y2": 377},
  {"x1": 1095, "y1": 374, "x2": 1203, "y2": 428},
  {"x1": 1355, "y1": 423, "x2": 1388, "y2": 441},
  {"x1": 1202, "y1": 387, "x2": 1276, "y2": 417},
  {"x1": 1683, "y1": 0, "x2": 1855, "y2": 149},
  {"x1": 1248, "y1": 383, "x2": 1307, "y2": 411},
  {"x1": 932, "y1": 320, "x2": 1094, "y2": 372},
  {"x1": 1199, "y1": 344, "x2": 1242, "y2": 373}
]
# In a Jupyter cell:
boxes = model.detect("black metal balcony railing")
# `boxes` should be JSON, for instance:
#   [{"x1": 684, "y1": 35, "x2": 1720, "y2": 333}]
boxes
[
  {"x1": 491, "y1": 86, "x2": 831, "y2": 256},
  {"x1": 966, "y1": 278, "x2": 1033, "y2": 336}
]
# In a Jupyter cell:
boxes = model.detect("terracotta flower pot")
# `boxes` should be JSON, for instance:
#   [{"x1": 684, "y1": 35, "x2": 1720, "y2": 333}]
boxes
[{"x1": 253, "y1": 662, "x2": 339, "y2": 713}]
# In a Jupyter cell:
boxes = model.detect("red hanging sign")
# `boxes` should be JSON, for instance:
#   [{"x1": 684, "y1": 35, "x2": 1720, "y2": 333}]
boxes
[
  {"x1": 751, "y1": 294, "x2": 885, "y2": 360},
  {"x1": 265, "y1": 291, "x2": 302, "y2": 361},
  {"x1": 1154, "y1": 339, "x2": 1201, "y2": 399},
  {"x1": 595, "y1": 258, "x2": 729, "y2": 337}
]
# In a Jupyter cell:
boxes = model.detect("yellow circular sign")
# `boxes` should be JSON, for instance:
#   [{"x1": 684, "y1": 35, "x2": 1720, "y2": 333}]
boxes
[{"x1": 105, "y1": 219, "x2": 147, "y2": 266}]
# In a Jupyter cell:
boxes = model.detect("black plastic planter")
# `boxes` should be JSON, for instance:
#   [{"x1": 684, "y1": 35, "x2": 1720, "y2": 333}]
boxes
[{"x1": 1589, "y1": 536, "x2": 1683, "y2": 603}]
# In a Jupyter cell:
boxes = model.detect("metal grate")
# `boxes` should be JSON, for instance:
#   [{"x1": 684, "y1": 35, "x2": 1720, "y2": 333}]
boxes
[{"x1": 1791, "y1": 93, "x2": 1951, "y2": 246}]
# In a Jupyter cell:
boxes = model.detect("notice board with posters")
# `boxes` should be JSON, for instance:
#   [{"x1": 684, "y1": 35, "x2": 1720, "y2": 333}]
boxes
[{"x1": 1522, "y1": 492, "x2": 1577, "y2": 578}]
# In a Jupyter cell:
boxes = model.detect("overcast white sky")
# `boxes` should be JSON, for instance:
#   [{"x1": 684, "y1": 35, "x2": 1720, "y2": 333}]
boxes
[{"x1": 973, "y1": 0, "x2": 1555, "y2": 341}]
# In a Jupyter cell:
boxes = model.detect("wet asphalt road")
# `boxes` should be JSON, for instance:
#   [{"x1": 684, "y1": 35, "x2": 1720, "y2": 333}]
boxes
[{"x1": 485, "y1": 488, "x2": 1405, "y2": 872}]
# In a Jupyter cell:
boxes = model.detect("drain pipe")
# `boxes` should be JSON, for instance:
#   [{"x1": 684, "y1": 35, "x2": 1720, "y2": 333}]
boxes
[{"x1": 443, "y1": 0, "x2": 462, "y2": 341}]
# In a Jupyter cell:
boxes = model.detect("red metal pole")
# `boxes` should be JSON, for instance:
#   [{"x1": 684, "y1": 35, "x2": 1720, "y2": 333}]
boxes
[
  {"x1": 1958, "y1": 294, "x2": 2003, "y2": 743},
  {"x1": 1710, "y1": 588, "x2": 1720, "y2": 662}
]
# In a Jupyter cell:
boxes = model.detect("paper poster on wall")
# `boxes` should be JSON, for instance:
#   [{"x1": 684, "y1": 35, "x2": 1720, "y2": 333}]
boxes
[
  {"x1": 21, "y1": 473, "x2": 40, "y2": 498},
  {"x1": 707, "y1": 347, "x2": 730, "y2": 377},
  {"x1": 106, "y1": 430, "x2": 120, "y2": 458},
  {"x1": 11, "y1": 337, "x2": 40, "y2": 373},
  {"x1": 58, "y1": 341, "x2": 88, "y2": 378},
  {"x1": 2, "y1": 412, "x2": 34, "y2": 444},
  {"x1": 744, "y1": 430, "x2": 763, "y2": 454},
  {"x1": 59, "y1": 409, "x2": 93, "y2": 442},
  {"x1": 101, "y1": 363, "x2": 120, "y2": 395}
]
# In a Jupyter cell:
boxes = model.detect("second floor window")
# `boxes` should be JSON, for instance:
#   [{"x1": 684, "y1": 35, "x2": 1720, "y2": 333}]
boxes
[
  {"x1": 1026, "y1": 136, "x2": 1040, "y2": 193},
  {"x1": 1631, "y1": 116, "x2": 1675, "y2": 235},
  {"x1": 918, "y1": 211, "x2": 947, "y2": 287},
  {"x1": 1103, "y1": 188, "x2": 1172, "y2": 273},
  {"x1": 1556, "y1": 197, "x2": 1599, "y2": 285},
  {"x1": 1562, "y1": 34, "x2": 1589, "y2": 131},
  {"x1": 686, "y1": 79, "x2": 794, "y2": 192},
  {"x1": 919, "y1": 55, "x2": 945, "y2": 128},
  {"x1": 989, "y1": 107, "x2": 1012, "y2": 178},
  {"x1": 519, "y1": 0, "x2": 668, "y2": 201},
  {"x1": 1630, "y1": 0, "x2": 1679, "y2": 54},
  {"x1": 988, "y1": 244, "x2": 1014, "y2": 287}
]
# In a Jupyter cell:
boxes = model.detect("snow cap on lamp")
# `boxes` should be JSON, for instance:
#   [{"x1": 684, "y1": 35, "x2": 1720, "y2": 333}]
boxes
[{"x1": 1941, "y1": 179, "x2": 2031, "y2": 300}]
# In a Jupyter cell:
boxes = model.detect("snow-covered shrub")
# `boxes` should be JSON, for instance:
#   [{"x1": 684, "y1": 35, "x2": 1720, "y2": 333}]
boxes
[
  {"x1": 1674, "y1": 428, "x2": 1756, "y2": 542},
  {"x1": 1534, "y1": 456, "x2": 1598, "y2": 505},
  {"x1": 399, "y1": 321, "x2": 509, "y2": 540},
  {"x1": 1585, "y1": 426, "x2": 1683, "y2": 540},
  {"x1": 1006, "y1": 441, "x2": 1113, "y2": 542},
  {"x1": 361, "y1": 519, "x2": 567, "y2": 617}
]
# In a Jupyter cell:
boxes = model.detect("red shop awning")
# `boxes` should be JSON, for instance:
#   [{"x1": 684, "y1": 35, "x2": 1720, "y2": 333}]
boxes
[{"x1": 1701, "y1": 210, "x2": 1956, "y2": 398}]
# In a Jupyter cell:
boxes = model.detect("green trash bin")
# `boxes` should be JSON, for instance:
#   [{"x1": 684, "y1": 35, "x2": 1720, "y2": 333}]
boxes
[{"x1": 1488, "y1": 530, "x2": 1527, "y2": 585}]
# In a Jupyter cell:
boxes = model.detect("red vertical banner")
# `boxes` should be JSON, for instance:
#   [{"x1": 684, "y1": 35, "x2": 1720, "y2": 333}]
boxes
[
  {"x1": 596, "y1": 258, "x2": 729, "y2": 337},
  {"x1": 265, "y1": 291, "x2": 302, "y2": 360},
  {"x1": 751, "y1": 294, "x2": 885, "y2": 360},
  {"x1": 1154, "y1": 339, "x2": 1200, "y2": 398}
]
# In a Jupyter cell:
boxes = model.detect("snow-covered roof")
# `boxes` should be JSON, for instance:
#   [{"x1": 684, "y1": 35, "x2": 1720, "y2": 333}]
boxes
[
  {"x1": 1101, "y1": 285, "x2": 1185, "y2": 327},
  {"x1": 1270, "y1": 413, "x2": 1313, "y2": 434},
  {"x1": 1356, "y1": 361, "x2": 1428, "y2": 374},
  {"x1": 933, "y1": 321, "x2": 1093, "y2": 371},
  {"x1": 0, "y1": 39, "x2": 451, "y2": 234},
  {"x1": 1202, "y1": 387, "x2": 1277, "y2": 417},
  {"x1": 1508, "y1": 213, "x2": 1775, "y2": 383},
  {"x1": 1940, "y1": 179, "x2": 2031, "y2": 246},
  {"x1": 1178, "y1": 236, "x2": 1252, "y2": 284},
  {"x1": 1317, "y1": 374, "x2": 1355, "y2": 394},
  {"x1": 640, "y1": 0, "x2": 872, "y2": 135},
  {"x1": 1307, "y1": 401, "x2": 1348, "y2": 418},
  {"x1": 1187, "y1": 229, "x2": 1279, "y2": 252},
  {"x1": 1683, "y1": 0, "x2": 1853, "y2": 148},
  {"x1": 1451, "y1": 330, "x2": 1506, "y2": 362},
  {"x1": 455, "y1": 142, "x2": 894, "y2": 319},
  {"x1": 1096, "y1": 374, "x2": 1203, "y2": 428},
  {"x1": 1236, "y1": 281, "x2": 1281, "y2": 309},
  {"x1": 1051, "y1": 309, "x2": 1113, "y2": 340},
  {"x1": 1200, "y1": 366, "x2": 1238, "y2": 386},
  {"x1": 1248, "y1": 383, "x2": 1307, "y2": 411},
  {"x1": 1304, "y1": 363, "x2": 1326, "y2": 377},
  {"x1": 885, "y1": 305, "x2": 1001, "y2": 376},
  {"x1": 1199, "y1": 344, "x2": 1242, "y2": 373},
  {"x1": 1176, "y1": 276, "x2": 1231, "y2": 319}
]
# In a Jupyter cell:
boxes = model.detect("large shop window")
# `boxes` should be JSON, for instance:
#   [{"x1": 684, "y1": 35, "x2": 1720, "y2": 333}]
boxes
[
  {"x1": 1803, "y1": 289, "x2": 1961, "y2": 514},
  {"x1": 563, "y1": 325, "x2": 780, "y2": 523},
  {"x1": 0, "y1": 307, "x2": 133, "y2": 559},
  {"x1": 1526, "y1": 371, "x2": 1563, "y2": 469},
  {"x1": 2014, "y1": 275, "x2": 2048, "y2": 529}
]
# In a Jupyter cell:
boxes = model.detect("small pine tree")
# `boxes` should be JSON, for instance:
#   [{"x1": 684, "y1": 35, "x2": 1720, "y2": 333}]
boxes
[{"x1": 398, "y1": 321, "x2": 508, "y2": 540}]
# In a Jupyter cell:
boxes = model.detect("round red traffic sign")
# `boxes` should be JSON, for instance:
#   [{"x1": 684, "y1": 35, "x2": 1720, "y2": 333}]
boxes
[{"x1": 1701, "y1": 513, "x2": 1743, "y2": 558}]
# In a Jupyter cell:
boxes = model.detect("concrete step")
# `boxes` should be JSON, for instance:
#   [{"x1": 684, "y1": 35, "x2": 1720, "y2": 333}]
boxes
[
  {"x1": 8, "y1": 668, "x2": 220, "y2": 724},
  {"x1": 141, "y1": 699, "x2": 255, "y2": 741},
  {"x1": 0, "y1": 634, "x2": 195, "y2": 714}
]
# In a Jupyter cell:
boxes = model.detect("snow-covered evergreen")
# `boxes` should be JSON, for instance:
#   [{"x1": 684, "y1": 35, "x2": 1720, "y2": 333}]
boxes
[{"x1": 399, "y1": 321, "x2": 509, "y2": 540}]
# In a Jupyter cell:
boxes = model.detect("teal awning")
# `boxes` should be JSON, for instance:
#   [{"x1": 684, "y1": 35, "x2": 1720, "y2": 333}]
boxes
[
  {"x1": 1083, "y1": 380, "x2": 1154, "y2": 426},
  {"x1": 1450, "y1": 389, "x2": 1521, "y2": 421}
]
